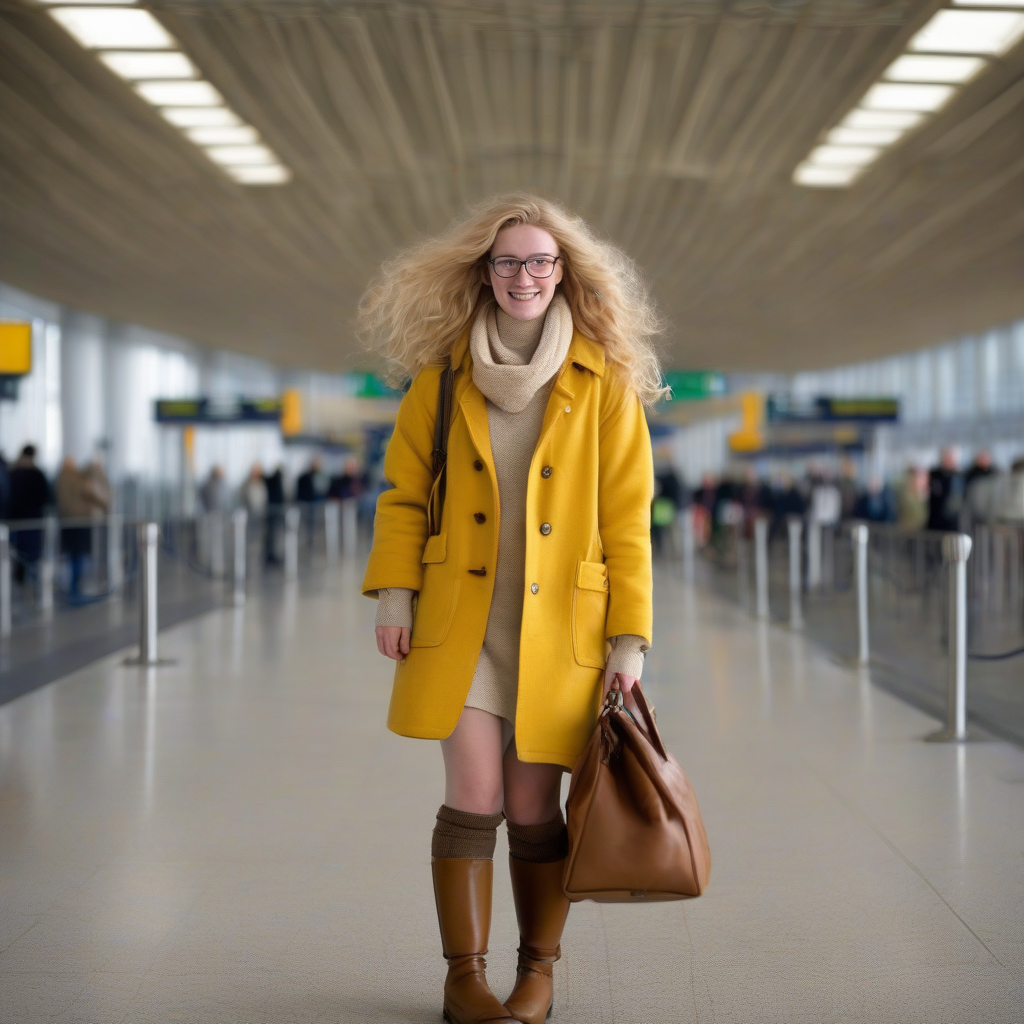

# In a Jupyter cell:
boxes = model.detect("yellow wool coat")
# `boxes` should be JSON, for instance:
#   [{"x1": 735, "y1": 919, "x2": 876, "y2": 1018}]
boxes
[{"x1": 362, "y1": 325, "x2": 654, "y2": 770}]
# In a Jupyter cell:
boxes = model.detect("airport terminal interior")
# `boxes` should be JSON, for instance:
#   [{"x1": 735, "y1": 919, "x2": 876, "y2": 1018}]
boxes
[{"x1": 1, "y1": 0, "x2": 1023, "y2": 1021}]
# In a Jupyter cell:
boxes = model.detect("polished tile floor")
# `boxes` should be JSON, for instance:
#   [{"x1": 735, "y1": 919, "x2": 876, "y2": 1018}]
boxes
[{"x1": 1, "y1": 562, "x2": 1022, "y2": 1023}]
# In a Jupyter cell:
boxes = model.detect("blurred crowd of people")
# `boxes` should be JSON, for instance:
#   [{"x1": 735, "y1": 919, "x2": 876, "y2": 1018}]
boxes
[{"x1": 655, "y1": 448, "x2": 1024, "y2": 550}]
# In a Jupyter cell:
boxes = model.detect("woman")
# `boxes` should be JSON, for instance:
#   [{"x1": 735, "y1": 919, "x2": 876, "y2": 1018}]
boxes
[{"x1": 360, "y1": 194, "x2": 663, "y2": 1024}]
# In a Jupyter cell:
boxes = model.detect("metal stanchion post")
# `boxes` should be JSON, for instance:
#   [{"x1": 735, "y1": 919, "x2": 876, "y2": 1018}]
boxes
[
  {"x1": 736, "y1": 531, "x2": 750, "y2": 612},
  {"x1": 852, "y1": 524, "x2": 869, "y2": 665},
  {"x1": 341, "y1": 497, "x2": 358, "y2": 557},
  {"x1": 0, "y1": 524, "x2": 10, "y2": 638},
  {"x1": 928, "y1": 533, "x2": 973, "y2": 742},
  {"x1": 807, "y1": 520, "x2": 821, "y2": 591},
  {"x1": 107, "y1": 513, "x2": 123, "y2": 593},
  {"x1": 232, "y1": 509, "x2": 247, "y2": 606},
  {"x1": 325, "y1": 501, "x2": 340, "y2": 564},
  {"x1": 40, "y1": 515, "x2": 57, "y2": 614},
  {"x1": 284, "y1": 506, "x2": 300, "y2": 582},
  {"x1": 209, "y1": 512, "x2": 225, "y2": 579},
  {"x1": 125, "y1": 522, "x2": 165, "y2": 666},
  {"x1": 681, "y1": 506, "x2": 695, "y2": 584},
  {"x1": 787, "y1": 516, "x2": 802, "y2": 629},
  {"x1": 754, "y1": 517, "x2": 769, "y2": 621}
]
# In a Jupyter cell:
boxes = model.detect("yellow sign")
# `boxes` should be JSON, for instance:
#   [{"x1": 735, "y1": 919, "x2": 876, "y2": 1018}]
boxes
[
  {"x1": 0, "y1": 323, "x2": 32, "y2": 375},
  {"x1": 280, "y1": 388, "x2": 302, "y2": 436},
  {"x1": 728, "y1": 392, "x2": 764, "y2": 452}
]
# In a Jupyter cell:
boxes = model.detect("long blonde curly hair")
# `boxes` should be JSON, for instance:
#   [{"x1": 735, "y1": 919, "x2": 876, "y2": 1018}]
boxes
[{"x1": 357, "y1": 193, "x2": 668, "y2": 406}]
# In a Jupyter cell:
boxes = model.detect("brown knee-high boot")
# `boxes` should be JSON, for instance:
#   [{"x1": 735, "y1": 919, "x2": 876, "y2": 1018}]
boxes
[
  {"x1": 431, "y1": 806, "x2": 517, "y2": 1024},
  {"x1": 504, "y1": 817, "x2": 571, "y2": 1024}
]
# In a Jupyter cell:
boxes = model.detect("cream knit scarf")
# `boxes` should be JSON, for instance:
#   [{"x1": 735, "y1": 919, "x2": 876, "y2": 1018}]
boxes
[{"x1": 470, "y1": 293, "x2": 573, "y2": 413}]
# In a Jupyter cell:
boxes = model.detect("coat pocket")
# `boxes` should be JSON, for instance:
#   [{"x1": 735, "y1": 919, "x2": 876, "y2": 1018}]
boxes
[
  {"x1": 411, "y1": 533, "x2": 459, "y2": 647},
  {"x1": 571, "y1": 560, "x2": 609, "y2": 669}
]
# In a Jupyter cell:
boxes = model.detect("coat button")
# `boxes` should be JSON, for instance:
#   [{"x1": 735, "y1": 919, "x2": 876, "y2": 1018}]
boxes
[
  {"x1": 540, "y1": 523, "x2": 551, "y2": 536},
  {"x1": 530, "y1": 583, "x2": 539, "y2": 594},
  {"x1": 564, "y1": 405, "x2": 571, "y2": 413},
  {"x1": 541, "y1": 466, "x2": 552, "y2": 478},
  {"x1": 473, "y1": 459, "x2": 483, "y2": 471},
  {"x1": 474, "y1": 512, "x2": 486, "y2": 524}
]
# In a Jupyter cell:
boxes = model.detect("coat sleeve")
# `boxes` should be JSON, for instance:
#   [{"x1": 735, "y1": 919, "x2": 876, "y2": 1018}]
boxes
[
  {"x1": 361, "y1": 369, "x2": 438, "y2": 597},
  {"x1": 597, "y1": 380, "x2": 654, "y2": 645}
]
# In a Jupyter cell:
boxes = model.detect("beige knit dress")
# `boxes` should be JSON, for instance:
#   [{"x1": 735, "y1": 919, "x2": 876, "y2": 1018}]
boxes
[{"x1": 376, "y1": 299, "x2": 647, "y2": 727}]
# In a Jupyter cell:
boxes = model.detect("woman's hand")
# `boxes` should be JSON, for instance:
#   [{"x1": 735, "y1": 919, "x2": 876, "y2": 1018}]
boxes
[
  {"x1": 603, "y1": 668, "x2": 640, "y2": 712},
  {"x1": 376, "y1": 625, "x2": 411, "y2": 661}
]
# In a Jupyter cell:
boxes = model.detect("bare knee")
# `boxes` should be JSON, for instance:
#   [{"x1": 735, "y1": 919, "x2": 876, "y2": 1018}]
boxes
[
  {"x1": 441, "y1": 708, "x2": 505, "y2": 815},
  {"x1": 503, "y1": 752, "x2": 562, "y2": 825}
]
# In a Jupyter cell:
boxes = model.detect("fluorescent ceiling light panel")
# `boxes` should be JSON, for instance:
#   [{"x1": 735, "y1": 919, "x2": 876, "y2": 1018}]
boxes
[
  {"x1": 884, "y1": 54, "x2": 985, "y2": 83},
  {"x1": 37, "y1": 1, "x2": 135, "y2": 5},
  {"x1": 160, "y1": 106, "x2": 240, "y2": 127},
  {"x1": 953, "y1": 0, "x2": 1024, "y2": 8},
  {"x1": 827, "y1": 126, "x2": 904, "y2": 146},
  {"x1": 808, "y1": 145, "x2": 880, "y2": 167},
  {"x1": 793, "y1": 164, "x2": 858, "y2": 187},
  {"x1": 862, "y1": 82, "x2": 955, "y2": 112},
  {"x1": 228, "y1": 165, "x2": 292, "y2": 185},
  {"x1": 48, "y1": 8, "x2": 175, "y2": 49},
  {"x1": 842, "y1": 108, "x2": 923, "y2": 129},
  {"x1": 100, "y1": 50, "x2": 196, "y2": 80},
  {"x1": 204, "y1": 145, "x2": 276, "y2": 166},
  {"x1": 136, "y1": 80, "x2": 222, "y2": 106},
  {"x1": 186, "y1": 125, "x2": 259, "y2": 145},
  {"x1": 910, "y1": 9, "x2": 1024, "y2": 55}
]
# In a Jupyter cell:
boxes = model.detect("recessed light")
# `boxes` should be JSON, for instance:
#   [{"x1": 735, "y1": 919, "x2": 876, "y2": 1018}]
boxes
[
  {"x1": 953, "y1": 0, "x2": 1024, "y2": 7},
  {"x1": 185, "y1": 125, "x2": 259, "y2": 146},
  {"x1": 793, "y1": 164, "x2": 858, "y2": 187},
  {"x1": 841, "y1": 109, "x2": 924, "y2": 130},
  {"x1": 808, "y1": 145, "x2": 880, "y2": 168},
  {"x1": 862, "y1": 82, "x2": 955, "y2": 112},
  {"x1": 204, "y1": 144, "x2": 276, "y2": 167},
  {"x1": 48, "y1": 7, "x2": 175, "y2": 49},
  {"x1": 227, "y1": 165, "x2": 292, "y2": 185},
  {"x1": 827, "y1": 126, "x2": 905, "y2": 146},
  {"x1": 136, "y1": 80, "x2": 222, "y2": 107},
  {"x1": 160, "y1": 106, "x2": 241, "y2": 128},
  {"x1": 885, "y1": 54, "x2": 986, "y2": 83},
  {"x1": 910, "y1": 9, "x2": 1024, "y2": 55},
  {"x1": 99, "y1": 50, "x2": 196, "y2": 80}
]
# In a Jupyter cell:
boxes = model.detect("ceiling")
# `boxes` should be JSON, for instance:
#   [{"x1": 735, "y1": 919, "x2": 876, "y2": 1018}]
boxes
[{"x1": 0, "y1": 0, "x2": 1022, "y2": 374}]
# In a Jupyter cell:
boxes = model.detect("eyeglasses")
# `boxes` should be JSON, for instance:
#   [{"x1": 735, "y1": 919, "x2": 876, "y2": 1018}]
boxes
[{"x1": 487, "y1": 256, "x2": 561, "y2": 279}]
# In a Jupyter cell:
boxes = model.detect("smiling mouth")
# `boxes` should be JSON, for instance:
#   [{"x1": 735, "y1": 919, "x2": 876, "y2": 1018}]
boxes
[{"x1": 509, "y1": 290, "x2": 539, "y2": 300}]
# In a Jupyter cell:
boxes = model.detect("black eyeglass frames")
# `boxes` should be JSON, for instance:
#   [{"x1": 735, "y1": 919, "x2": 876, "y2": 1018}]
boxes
[{"x1": 487, "y1": 256, "x2": 561, "y2": 279}]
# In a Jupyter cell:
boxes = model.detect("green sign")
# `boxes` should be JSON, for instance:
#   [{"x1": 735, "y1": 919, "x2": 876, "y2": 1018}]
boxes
[
  {"x1": 663, "y1": 371, "x2": 727, "y2": 402},
  {"x1": 344, "y1": 371, "x2": 403, "y2": 399}
]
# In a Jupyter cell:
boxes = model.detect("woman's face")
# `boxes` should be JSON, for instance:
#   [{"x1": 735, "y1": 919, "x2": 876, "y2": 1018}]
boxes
[{"x1": 486, "y1": 224, "x2": 564, "y2": 322}]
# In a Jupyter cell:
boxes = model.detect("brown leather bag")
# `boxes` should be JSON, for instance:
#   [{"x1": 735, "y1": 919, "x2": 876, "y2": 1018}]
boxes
[{"x1": 562, "y1": 685, "x2": 711, "y2": 902}]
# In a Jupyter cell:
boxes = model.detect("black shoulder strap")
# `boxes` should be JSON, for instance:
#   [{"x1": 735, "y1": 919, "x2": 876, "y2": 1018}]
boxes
[{"x1": 429, "y1": 365, "x2": 455, "y2": 534}]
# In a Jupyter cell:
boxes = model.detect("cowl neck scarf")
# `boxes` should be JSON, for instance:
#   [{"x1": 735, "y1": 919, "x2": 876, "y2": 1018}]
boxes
[{"x1": 469, "y1": 293, "x2": 573, "y2": 414}]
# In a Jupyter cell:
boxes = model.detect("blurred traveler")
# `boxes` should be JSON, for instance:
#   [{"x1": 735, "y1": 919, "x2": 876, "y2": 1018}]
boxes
[
  {"x1": 361, "y1": 195, "x2": 658, "y2": 1024},
  {"x1": 809, "y1": 472, "x2": 841, "y2": 528},
  {"x1": 263, "y1": 464, "x2": 285, "y2": 566},
  {"x1": 965, "y1": 450, "x2": 994, "y2": 489},
  {"x1": 296, "y1": 457, "x2": 327, "y2": 546},
  {"x1": 328, "y1": 457, "x2": 365, "y2": 500},
  {"x1": 9, "y1": 445, "x2": 51, "y2": 581},
  {"x1": 895, "y1": 466, "x2": 928, "y2": 530},
  {"x1": 852, "y1": 476, "x2": 895, "y2": 523},
  {"x1": 242, "y1": 462, "x2": 267, "y2": 518},
  {"x1": 83, "y1": 458, "x2": 111, "y2": 514},
  {"x1": 996, "y1": 456, "x2": 1024, "y2": 523},
  {"x1": 837, "y1": 459, "x2": 859, "y2": 520},
  {"x1": 199, "y1": 465, "x2": 227, "y2": 513},
  {"x1": 927, "y1": 448, "x2": 964, "y2": 532},
  {"x1": 651, "y1": 465, "x2": 682, "y2": 555},
  {"x1": 56, "y1": 456, "x2": 108, "y2": 599},
  {"x1": 0, "y1": 450, "x2": 10, "y2": 519}
]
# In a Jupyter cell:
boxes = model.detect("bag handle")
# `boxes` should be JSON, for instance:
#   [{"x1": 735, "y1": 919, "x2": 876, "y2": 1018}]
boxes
[
  {"x1": 605, "y1": 683, "x2": 668, "y2": 761},
  {"x1": 429, "y1": 365, "x2": 455, "y2": 537}
]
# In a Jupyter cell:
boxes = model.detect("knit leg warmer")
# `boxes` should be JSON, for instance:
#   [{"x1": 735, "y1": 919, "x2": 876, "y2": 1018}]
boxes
[
  {"x1": 431, "y1": 805, "x2": 505, "y2": 860},
  {"x1": 506, "y1": 812, "x2": 569, "y2": 864}
]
